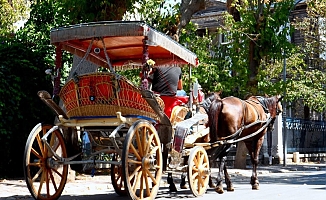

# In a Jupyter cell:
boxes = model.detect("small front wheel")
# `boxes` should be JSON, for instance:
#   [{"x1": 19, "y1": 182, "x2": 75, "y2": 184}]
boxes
[
  {"x1": 188, "y1": 146, "x2": 210, "y2": 197},
  {"x1": 23, "y1": 123, "x2": 68, "y2": 200},
  {"x1": 122, "y1": 120, "x2": 162, "y2": 200}
]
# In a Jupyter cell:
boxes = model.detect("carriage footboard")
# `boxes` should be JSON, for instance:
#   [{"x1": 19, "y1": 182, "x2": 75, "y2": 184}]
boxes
[
  {"x1": 141, "y1": 90, "x2": 172, "y2": 145},
  {"x1": 38, "y1": 90, "x2": 68, "y2": 119}
]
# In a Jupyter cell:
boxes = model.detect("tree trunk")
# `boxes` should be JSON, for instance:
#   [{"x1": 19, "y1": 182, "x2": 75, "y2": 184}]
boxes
[
  {"x1": 178, "y1": 0, "x2": 206, "y2": 33},
  {"x1": 234, "y1": 141, "x2": 248, "y2": 169}
]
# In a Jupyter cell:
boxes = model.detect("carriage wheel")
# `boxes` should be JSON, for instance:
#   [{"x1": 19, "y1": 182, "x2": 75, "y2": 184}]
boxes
[
  {"x1": 111, "y1": 154, "x2": 127, "y2": 196},
  {"x1": 188, "y1": 146, "x2": 210, "y2": 197},
  {"x1": 23, "y1": 123, "x2": 68, "y2": 200},
  {"x1": 122, "y1": 120, "x2": 162, "y2": 200}
]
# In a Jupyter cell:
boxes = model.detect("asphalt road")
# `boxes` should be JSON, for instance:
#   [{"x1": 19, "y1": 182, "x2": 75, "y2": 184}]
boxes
[{"x1": 1, "y1": 163, "x2": 325, "y2": 200}]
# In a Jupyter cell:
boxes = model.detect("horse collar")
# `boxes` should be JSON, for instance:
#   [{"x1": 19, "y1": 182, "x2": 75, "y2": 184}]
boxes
[{"x1": 247, "y1": 97, "x2": 269, "y2": 114}]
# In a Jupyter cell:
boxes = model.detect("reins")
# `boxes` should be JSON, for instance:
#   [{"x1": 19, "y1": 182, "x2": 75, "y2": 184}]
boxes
[{"x1": 210, "y1": 116, "x2": 273, "y2": 147}]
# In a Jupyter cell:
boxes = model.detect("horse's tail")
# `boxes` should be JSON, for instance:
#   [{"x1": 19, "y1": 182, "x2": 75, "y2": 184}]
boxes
[{"x1": 208, "y1": 98, "x2": 223, "y2": 142}]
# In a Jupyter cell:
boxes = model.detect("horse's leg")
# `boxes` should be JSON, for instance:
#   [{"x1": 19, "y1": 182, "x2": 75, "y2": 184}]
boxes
[
  {"x1": 209, "y1": 175, "x2": 216, "y2": 188},
  {"x1": 167, "y1": 172, "x2": 177, "y2": 192},
  {"x1": 215, "y1": 156, "x2": 226, "y2": 194},
  {"x1": 246, "y1": 138, "x2": 264, "y2": 190},
  {"x1": 180, "y1": 173, "x2": 187, "y2": 189},
  {"x1": 208, "y1": 159, "x2": 216, "y2": 188},
  {"x1": 223, "y1": 162, "x2": 234, "y2": 191}
]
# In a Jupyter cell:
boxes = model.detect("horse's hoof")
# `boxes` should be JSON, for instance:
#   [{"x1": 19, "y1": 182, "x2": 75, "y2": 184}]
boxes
[
  {"x1": 215, "y1": 187, "x2": 224, "y2": 194},
  {"x1": 227, "y1": 186, "x2": 234, "y2": 192},
  {"x1": 169, "y1": 183, "x2": 178, "y2": 192},
  {"x1": 180, "y1": 184, "x2": 188, "y2": 189},
  {"x1": 252, "y1": 184, "x2": 259, "y2": 190},
  {"x1": 209, "y1": 183, "x2": 216, "y2": 188}
]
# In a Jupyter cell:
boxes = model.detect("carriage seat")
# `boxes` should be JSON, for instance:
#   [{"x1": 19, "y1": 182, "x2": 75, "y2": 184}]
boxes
[{"x1": 158, "y1": 95, "x2": 189, "y2": 118}]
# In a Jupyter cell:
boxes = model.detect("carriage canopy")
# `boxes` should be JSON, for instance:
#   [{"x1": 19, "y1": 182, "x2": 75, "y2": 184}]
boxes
[{"x1": 50, "y1": 21, "x2": 199, "y2": 69}]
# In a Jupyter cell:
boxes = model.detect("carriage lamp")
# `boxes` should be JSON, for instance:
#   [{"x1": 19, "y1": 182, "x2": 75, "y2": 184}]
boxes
[{"x1": 94, "y1": 47, "x2": 101, "y2": 54}]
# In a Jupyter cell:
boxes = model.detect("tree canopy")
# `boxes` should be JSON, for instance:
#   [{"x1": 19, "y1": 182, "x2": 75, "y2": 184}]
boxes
[{"x1": 0, "y1": 0, "x2": 30, "y2": 36}]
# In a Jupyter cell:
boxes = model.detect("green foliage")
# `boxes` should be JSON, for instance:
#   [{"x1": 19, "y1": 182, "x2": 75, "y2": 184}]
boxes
[
  {"x1": 58, "y1": 0, "x2": 139, "y2": 23},
  {"x1": 0, "y1": 0, "x2": 30, "y2": 36},
  {"x1": 219, "y1": 0, "x2": 296, "y2": 96},
  {"x1": 0, "y1": 36, "x2": 55, "y2": 177},
  {"x1": 288, "y1": 0, "x2": 326, "y2": 112}
]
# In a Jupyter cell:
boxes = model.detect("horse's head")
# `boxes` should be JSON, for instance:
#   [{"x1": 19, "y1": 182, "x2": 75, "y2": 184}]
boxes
[
  {"x1": 267, "y1": 95, "x2": 283, "y2": 118},
  {"x1": 276, "y1": 95, "x2": 283, "y2": 115}
]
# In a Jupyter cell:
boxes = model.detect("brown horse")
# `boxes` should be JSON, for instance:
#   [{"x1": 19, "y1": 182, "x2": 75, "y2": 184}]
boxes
[{"x1": 206, "y1": 93, "x2": 283, "y2": 193}]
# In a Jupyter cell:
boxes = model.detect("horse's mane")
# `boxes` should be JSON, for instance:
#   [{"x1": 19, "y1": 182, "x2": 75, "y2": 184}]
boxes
[{"x1": 201, "y1": 92, "x2": 221, "y2": 113}]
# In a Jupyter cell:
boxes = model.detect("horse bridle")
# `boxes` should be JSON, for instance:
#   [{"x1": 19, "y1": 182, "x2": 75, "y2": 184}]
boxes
[{"x1": 276, "y1": 96, "x2": 284, "y2": 115}]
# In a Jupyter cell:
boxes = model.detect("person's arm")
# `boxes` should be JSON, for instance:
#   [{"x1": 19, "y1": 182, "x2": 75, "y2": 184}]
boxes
[{"x1": 177, "y1": 79, "x2": 183, "y2": 90}]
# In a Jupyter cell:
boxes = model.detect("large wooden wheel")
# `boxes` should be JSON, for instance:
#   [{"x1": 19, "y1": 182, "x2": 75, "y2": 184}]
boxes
[
  {"x1": 23, "y1": 123, "x2": 68, "y2": 200},
  {"x1": 111, "y1": 153, "x2": 127, "y2": 196},
  {"x1": 187, "y1": 146, "x2": 210, "y2": 197},
  {"x1": 122, "y1": 120, "x2": 162, "y2": 200}
]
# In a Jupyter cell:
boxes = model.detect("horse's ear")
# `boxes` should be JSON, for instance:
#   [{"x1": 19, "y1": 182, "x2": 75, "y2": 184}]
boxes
[{"x1": 277, "y1": 95, "x2": 284, "y2": 102}]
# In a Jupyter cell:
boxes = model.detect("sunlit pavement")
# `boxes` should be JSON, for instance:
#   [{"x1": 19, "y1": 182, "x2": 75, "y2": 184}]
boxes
[{"x1": 1, "y1": 163, "x2": 325, "y2": 200}]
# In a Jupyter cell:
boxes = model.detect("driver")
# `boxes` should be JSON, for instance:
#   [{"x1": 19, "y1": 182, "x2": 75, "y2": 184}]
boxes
[
  {"x1": 140, "y1": 60, "x2": 186, "y2": 96},
  {"x1": 150, "y1": 65, "x2": 186, "y2": 96}
]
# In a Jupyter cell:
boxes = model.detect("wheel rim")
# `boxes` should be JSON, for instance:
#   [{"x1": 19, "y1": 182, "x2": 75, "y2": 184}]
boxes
[
  {"x1": 24, "y1": 124, "x2": 68, "y2": 200},
  {"x1": 188, "y1": 146, "x2": 210, "y2": 197},
  {"x1": 123, "y1": 121, "x2": 162, "y2": 200},
  {"x1": 111, "y1": 154, "x2": 127, "y2": 196}
]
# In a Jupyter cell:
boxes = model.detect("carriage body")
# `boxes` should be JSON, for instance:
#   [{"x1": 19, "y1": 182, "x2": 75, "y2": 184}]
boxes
[{"x1": 23, "y1": 21, "x2": 211, "y2": 200}]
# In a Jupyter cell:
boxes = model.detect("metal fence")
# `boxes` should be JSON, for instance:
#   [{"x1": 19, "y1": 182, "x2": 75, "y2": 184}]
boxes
[{"x1": 285, "y1": 118, "x2": 326, "y2": 153}]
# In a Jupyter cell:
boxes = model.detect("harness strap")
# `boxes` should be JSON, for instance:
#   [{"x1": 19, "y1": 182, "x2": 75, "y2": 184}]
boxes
[
  {"x1": 211, "y1": 116, "x2": 273, "y2": 147},
  {"x1": 245, "y1": 99, "x2": 262, "y2": 120}
]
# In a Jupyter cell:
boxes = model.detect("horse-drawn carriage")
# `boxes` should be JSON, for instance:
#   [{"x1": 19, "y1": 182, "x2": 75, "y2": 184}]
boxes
[
  {"x1": 23, "y1": 21, "x2": 283, "y2": 200},
  {"x1": 23, "y1": 21, "x2": 212, "y2": 200}
]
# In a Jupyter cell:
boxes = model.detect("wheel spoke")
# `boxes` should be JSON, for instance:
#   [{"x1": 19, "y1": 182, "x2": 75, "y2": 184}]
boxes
[
  {"x1": 140, "y1": 171, "x2": 144, "y2": 199},
  {"x1": 51, "y1": 167, "x2": 63, "y2": 178},
  {"x1": 198, "y1": 176, "x2": 204, "y2": 188},
  {"x1": 194, "y1": 178, "x2": 198, "y2": 188},
  {"x1": 193, "y1": 157, "x2": 198, "y2": 167},
  {"x1": 32, "y1": 168, "x2": 43, "y2": 182},
  {"x1": 144, "y1": 168, "x2": 157, "y2": 185},
  {"x1": 31, "y1": 148, "x2": 42, "y2": 160},
  {"x1": 202, "y1": 162, "x2": 208, "y2": 168},
  {"x1": 143, "y1": 170, "x2": 151, "y2": 197},
  {"x1": 36, "y1": 134, "x2": 44, "y2": 158},
  {"x1": 28, "y1": 162, "x2": 41, "y2": 167},
  {"x1": 132, "y1": 170, "x2": 142, "y2": 193},
  {"x1": 129, "y1": 165, "x2": 142, "y2": 184},
  {"x1": 38, "y1": 169, "x2": 46, "y2": 196},
  {"x1": 141, "y1": 128, "x2": 147, "y2": 157},
  {"x1": 135, "y1": 130, "x2": 143, "y2": 157},
  {"x1": 129, "y1": 143, "x2": 141, "y2": 160},
  {"x1": 192, "y1": 166, "x2": 199, "y2": 172},
  {"x1": 192, "y1": 172, "x2": 199, "y2": 179},
  {"x1": 49, "y1": 171, "x2": 59, "y2": 191},
  {"x1": 127, "y1": 158, "x2": 142, "y2": 165},
  {"x1": 199, "y1": 153, "x2": 204, "y2": 167}
]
